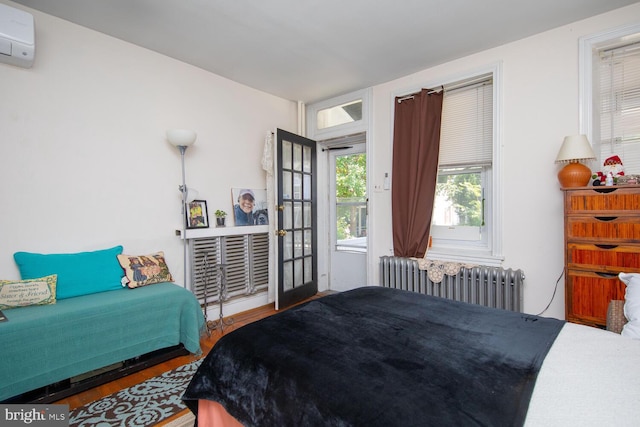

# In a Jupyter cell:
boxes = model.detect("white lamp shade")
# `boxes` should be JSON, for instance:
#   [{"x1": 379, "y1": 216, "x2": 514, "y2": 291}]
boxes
[
  {"x1": 555, "y1": 134, "x2": 596, "y2": 163},
  {"x1": 166, "y1": 129, "x2": 197, "y2": 147},
  {"x1": 185, "y1": 187, "x2": 199, "y2": 203}
]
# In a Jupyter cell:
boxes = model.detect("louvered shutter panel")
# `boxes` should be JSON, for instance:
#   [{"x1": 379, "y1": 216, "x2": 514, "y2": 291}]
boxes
[{"x1": 190, "y1": 232, "x2": 269, "y2": 305}]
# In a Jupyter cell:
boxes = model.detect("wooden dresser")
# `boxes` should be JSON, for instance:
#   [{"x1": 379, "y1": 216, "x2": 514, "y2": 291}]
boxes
[{"x1": 563, "y1": 185, "x2": 640, "y2": 327}]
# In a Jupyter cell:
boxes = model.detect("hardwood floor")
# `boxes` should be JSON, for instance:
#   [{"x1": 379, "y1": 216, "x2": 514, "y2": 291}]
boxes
[{"x1": 55, "y1": 292, "x2": 331, "y2": 425}]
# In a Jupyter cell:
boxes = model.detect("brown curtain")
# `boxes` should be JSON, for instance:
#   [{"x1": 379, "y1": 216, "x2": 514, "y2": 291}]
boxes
[{"x1": 392, "y1": 89, "x2": 444, "y2": 258}]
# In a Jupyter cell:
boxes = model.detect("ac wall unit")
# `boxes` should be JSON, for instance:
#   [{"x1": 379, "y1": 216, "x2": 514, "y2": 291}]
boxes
[{"x1": 0, "y1": 3, "x2": 35, "y2": 68}]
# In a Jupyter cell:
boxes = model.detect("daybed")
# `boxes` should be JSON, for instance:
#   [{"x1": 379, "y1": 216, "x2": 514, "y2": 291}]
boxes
[
  {"x1": 0, "y1": 245, "x2": 205, "y2": 403},
  {"x1": 183, "y1": 285, "x2": 640, "y2": 426}
]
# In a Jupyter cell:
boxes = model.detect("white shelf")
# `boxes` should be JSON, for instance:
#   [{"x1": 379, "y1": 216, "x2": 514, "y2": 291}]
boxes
[{"x1": 183, "y1": 225, "x2": 269, "y2": 240}]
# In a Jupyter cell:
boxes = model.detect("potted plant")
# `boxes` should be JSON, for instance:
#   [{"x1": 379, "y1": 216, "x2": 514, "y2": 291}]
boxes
[{"x1": 214, "y1": 210, "x2": 227, "y2": 227}]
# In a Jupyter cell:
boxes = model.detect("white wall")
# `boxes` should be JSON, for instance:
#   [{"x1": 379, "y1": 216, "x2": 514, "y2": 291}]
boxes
[
  {"x1": 3, "y1": 1, "x2": 639, "y2": 321},
  {"x1": 0, "y1": 0, "x2": 297, "y2": 305},
  {"x1": 368, "y1": 3, "x2": 640, "y2": 319}
]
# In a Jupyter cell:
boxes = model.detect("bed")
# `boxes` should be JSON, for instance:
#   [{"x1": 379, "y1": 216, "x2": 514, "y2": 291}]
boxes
[{"x1": 183, "y1": 286, "x2": 640, "y2": 426}]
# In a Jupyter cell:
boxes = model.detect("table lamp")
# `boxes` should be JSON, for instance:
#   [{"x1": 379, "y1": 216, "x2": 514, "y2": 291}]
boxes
[{"x1": 555, "y1": 134, "x2": 596, "y2": 187}]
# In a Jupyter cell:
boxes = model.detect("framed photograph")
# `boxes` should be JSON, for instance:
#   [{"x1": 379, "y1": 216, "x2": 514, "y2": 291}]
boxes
[
  {"x1": 186, "y1": 200, "x2": 209, "y2": 229},
  {"x1": 231, "y1": 188, "x2": 269, "y2": 226}
]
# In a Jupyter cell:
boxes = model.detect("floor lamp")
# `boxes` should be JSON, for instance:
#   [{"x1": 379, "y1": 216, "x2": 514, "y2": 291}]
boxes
[{"x1": 167, "y1": 129, "x2": 197, "y2": 289}]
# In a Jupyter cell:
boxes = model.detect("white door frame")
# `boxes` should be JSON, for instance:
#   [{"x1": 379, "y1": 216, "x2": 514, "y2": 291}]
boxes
[{"x1": 306, "y1": 88, "x2": 373, "y2": 292}]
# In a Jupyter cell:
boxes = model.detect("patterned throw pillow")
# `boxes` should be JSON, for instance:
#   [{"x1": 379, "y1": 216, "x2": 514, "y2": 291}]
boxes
[
  {"x1": 117, "y1": 252, "x2": 173, "y2": 288},
  {"x1": 0, "y1": 274, "x2": 57, "y2": 309}
]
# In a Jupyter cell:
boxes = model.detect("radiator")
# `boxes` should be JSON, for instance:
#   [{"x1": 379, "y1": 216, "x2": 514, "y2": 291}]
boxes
[{"x1": 379, "y1": 256, "x2": 524, "y2": 312}]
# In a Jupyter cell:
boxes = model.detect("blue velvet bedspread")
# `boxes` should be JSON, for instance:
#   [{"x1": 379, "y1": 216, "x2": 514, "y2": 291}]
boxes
[{"x1": 0, "y1": 282, "x2": 204, "y2": 401}]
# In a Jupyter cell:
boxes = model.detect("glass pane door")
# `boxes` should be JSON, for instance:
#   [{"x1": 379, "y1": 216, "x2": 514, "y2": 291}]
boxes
[{"x1": 276, "y1": 129, "x2": 317, "y2": 309}]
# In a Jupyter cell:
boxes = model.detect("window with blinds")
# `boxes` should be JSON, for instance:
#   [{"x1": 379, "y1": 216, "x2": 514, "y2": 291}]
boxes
[
  {"x1": 595, "y1": 38, "x2": 640, "y2": 174},
  {"x1": 439, "y1": 75, "x2": 493, "y2": 167},
  {"x1": 431, "y1": 74, "x2": 493, "y2": 247},
  {"x1": 190, "y1": 233, "x2": 269, "y2": 306}
]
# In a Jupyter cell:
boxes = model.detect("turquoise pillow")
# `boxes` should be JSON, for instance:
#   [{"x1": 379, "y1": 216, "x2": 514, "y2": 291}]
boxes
[{"x1": 14, "y1": 246, "x2": 124, "y2": 300}]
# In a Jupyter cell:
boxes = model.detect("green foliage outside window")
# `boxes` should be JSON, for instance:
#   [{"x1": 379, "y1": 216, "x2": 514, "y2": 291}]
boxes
[
  {"x1": 436, "y1": 172, "x2": 483, "y2": 227},
  {"x1": 336, "y1": 154, "x2": 367, "y2": 240}
]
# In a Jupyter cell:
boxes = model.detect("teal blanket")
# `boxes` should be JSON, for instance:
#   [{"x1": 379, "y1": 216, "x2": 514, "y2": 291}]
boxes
[{"x1": 0, "y1": 282, "x2": 204, "y2": 401}]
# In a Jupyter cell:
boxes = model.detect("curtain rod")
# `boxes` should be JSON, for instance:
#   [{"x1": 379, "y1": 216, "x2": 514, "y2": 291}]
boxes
[
  {"x1": 321, "y1": 146, "x2": 353, "y2": 152},
  {"x1": 396, "y1": 86, "x2": 443, "y2": 103},
  {"x1": 396, "y1": 76, "x2": 492, "y2": 103}
]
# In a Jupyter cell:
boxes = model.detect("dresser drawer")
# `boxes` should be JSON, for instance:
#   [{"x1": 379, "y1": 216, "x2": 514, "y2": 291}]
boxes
[
  {"x1": 567, "y1": 243, "x2": 640, "y2": 272},
  {"x1": 565, "y1": 269, "x2": 627, "y2": 326},
  {"x1": 565, "y1": 186, "x2": 640, "y2": 214},
  {"x1": 566, "y1": 215, "x2": 640, "y2": 241},
  {"x1": 563, "y1": 186, "x2": 640, "y2": 327}
]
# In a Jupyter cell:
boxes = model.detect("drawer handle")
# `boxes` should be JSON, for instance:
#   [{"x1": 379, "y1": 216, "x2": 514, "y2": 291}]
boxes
[
  {"x1": 593, "y1": 188, "x2": 617, "y2": 194},
  {"x1": 595, "y1": 244, "x2": 618, "y2": 250},
  {"x1": 596, "y1": 272, "x2": 619, "y2": 278},
  {"x1": 594, "y1": 216, "x2": 617, "y2": 222}
]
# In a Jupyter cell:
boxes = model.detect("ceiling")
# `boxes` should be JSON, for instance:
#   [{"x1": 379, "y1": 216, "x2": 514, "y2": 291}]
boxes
[{"x1": 10, "y1": 0, "x2": 640, "y2": 103}]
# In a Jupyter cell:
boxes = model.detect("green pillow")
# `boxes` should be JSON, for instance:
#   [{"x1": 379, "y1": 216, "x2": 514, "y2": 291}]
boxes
[{"x1": 14, "y1": 246, "x2": 124, "y2": 299}]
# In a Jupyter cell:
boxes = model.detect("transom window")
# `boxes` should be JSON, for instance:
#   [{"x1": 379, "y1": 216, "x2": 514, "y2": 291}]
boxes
[{"x1": 317, "y1": 100, "x2": 363, "y2": 130}]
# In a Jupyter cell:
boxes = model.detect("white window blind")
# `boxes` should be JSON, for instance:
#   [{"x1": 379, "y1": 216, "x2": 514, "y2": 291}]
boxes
[
  {"x1": 597, "y1": 39, "x2": 640, "y2": 173},
  {"x1": 439, "y1": 76, "x2": 493, "y2": 167}
]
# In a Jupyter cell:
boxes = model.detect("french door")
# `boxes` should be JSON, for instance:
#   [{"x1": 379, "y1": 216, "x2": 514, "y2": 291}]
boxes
[{"x1": 275, "y1": 129, "x2": 318, "y2": 309}]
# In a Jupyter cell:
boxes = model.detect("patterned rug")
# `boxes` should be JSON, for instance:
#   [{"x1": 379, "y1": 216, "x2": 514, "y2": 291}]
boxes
[{"x1": 69, "y1": 359, "x2": 202, "y2": 426}]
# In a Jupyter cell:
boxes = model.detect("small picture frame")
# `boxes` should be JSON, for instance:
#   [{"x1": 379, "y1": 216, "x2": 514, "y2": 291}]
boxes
[{"x1": 186, "y1": 200, "x2": 209, "y2": 229}]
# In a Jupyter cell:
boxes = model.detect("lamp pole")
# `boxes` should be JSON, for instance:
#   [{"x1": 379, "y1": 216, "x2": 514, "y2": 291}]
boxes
[
  {"x1": 166, "y1": 129, "x2": 197, "y2": 290},
  {"x1": 178, "y1": 145, "x2": 188, "y2": 289}
]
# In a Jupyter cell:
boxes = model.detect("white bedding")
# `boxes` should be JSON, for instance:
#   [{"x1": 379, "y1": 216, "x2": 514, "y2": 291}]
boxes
[{"x1": 526, "y1": 322, "x2": 640, "y2": 426}]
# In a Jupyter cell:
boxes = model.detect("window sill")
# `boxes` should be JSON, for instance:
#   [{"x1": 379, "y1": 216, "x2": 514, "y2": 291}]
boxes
[
  {"x1": 336, "y1": 246, "x2": 367, "y2": 254},
  {"x1": 425, "y1": 247, "x2": 503, "y2": 267}
]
